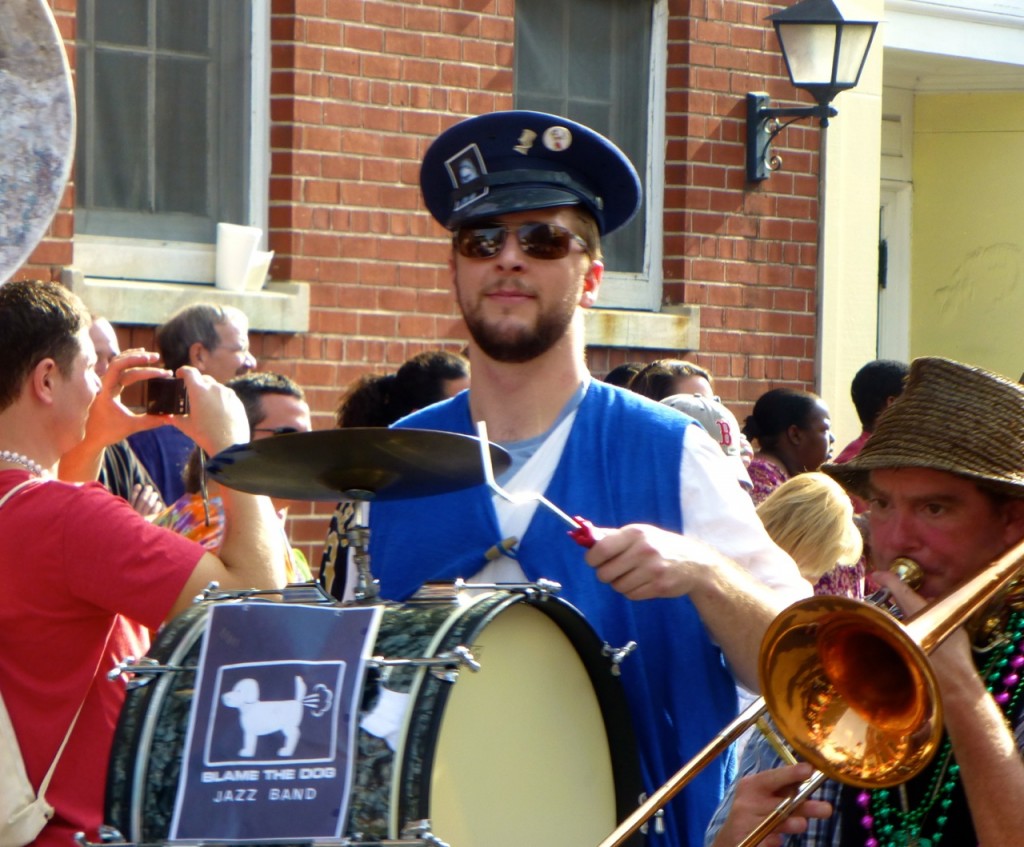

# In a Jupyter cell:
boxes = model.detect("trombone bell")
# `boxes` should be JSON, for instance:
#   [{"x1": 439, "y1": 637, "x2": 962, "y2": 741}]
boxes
[{"x1": 759, "y1": 595, "x2": 943, "y2": 788}]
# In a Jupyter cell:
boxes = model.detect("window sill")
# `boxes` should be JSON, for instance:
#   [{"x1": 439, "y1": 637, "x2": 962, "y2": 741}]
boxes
[
  {"x1": 585, "y1": 305, "x2": 700, "y2": 351},
  {"x1": 62, "y1": 268, "x2": 309, "y2": 333}
]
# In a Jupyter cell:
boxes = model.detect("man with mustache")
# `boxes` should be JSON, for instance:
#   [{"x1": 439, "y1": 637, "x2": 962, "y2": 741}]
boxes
[{"x1": 705, "y1": 356, "x2": 1024, "y2": 847}]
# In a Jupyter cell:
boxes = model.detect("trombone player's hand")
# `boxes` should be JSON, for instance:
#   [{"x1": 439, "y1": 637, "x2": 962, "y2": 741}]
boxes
[
  {"x1": 870, "y1": 568, "x2": 975, "y2": 684},
  {"x1": 710, "y1": 763, "x2": 831, "y2": 847}
]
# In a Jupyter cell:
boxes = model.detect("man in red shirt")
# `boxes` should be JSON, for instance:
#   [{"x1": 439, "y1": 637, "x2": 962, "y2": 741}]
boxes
[{"x1": 0, "y1": 280, "x2": 286, "y2": 847}]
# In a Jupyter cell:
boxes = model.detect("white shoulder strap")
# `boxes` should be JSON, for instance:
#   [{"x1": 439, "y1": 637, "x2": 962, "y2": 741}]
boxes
[
  {"x1": 0, "y1": 476, "x2": 83, "y2": 798},
  {"x1": 0, "y1": 478, "x2": 42, "y2": 509}
]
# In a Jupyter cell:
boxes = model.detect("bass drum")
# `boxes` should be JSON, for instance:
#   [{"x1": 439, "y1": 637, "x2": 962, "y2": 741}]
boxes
[{"x1": 106, "y1": 587, "x2": 644, "y2": 847}]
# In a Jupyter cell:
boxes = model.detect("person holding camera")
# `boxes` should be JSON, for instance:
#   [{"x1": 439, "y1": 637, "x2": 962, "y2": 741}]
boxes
[
  {"x1": 0, "y1": 280, "x2": 286, "y2": 847},
  {"x1": 127, "y1": 303, "x2": 257, "y2": 503},
  {"x1": 85, "y1": 315, "x2": 164, "y2": 516}
]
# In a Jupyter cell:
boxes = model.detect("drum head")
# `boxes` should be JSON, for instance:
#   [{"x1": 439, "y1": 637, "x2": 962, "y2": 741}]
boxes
[{"x1": 426, "y1": 602, "x2": 621, "y2": 847}]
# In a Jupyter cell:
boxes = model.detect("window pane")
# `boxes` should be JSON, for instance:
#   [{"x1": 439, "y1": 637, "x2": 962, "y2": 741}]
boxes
[
  {"x1": 95, "y1": 0, "x2": 147, "y2": 46},
  {"x1": 92, "y1": 51, "x2": 148, "y2": 210},
  {"x1": 157, "y1": 0, "x2": 208, "y2": 53},
  {"x1": 76, "y1": 0, "x2": 250, "y2": 244},
  {"x1": 515, "y1": 0, "x2": 651, "y2": 273},
  {"x1": 568, "y1": 4, "x2": 611, "y2": 95},
  {"x1": 155, "y1": 57, "x2": 208, "y2": 215},
  {"x1": 516, "y1": 6, "x2": 566, "y2": 104}
]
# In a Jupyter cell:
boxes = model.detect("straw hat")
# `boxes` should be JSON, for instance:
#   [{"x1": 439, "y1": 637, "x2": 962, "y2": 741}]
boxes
[{"x1": 823, "y1": 356, "x2": 1024, "y2": 500}]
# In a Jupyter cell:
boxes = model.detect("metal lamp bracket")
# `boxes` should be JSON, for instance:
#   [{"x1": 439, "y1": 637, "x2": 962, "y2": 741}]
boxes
[{"x1": 746, "y1": 92, "x2": 837, "y2": 183}]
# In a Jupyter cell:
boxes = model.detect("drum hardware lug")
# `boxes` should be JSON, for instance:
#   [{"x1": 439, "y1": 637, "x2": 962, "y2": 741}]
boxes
[
  {"x1": 400, "y1": 820, "x2": 451, "y2": 847},
  {"x1": 602, "y1": 640, "x2": 638, "y2": 676},
  {"x1": 196, "y1": 580, "x2": 221, "y2": 603},
  {"x1": 107, "y1": 656, "x2": 191, "y2": 687},
  {"x1": 368, "y1": 645, "x2": 481, "y2": 681},
  {"x1": 430, "y1": 645, "x2": 480, "y2": 682},
  {"x1": 451, "y1": 577, "x2": 563, "y2": 597},
  {"x1": 74, "y1": 825, "x2": 129, "y2": 846},
  {"x1": 523, "y1": 577, "x2": 562, "y2": 599},
  {"x1": 636, "y1": 794, "x2": 666, "y2": 835}
]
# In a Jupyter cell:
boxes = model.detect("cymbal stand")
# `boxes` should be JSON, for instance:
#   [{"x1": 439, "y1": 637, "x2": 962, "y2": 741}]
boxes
[{"x1": 346, "y1": 497, "x2": 380, "y2": 603}]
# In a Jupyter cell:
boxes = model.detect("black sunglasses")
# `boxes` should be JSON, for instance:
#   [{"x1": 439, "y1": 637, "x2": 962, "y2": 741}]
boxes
[
  {"x1": 252, "y1": 426, "x2": 300, "y2": 436},
  {"x1": 453, "y1": 222, "x2": 590, "y2": 260}
]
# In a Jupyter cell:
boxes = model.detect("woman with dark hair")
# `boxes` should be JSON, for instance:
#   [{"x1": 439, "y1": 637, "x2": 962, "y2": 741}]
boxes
[
  {"x1": 627, "y1": 358, "x2": 714, "y2": 401},
  {"x1": 335, "y1": 350, "x2": 469, "y2": 427},
  {"x1": 742, "y1": 387, "x2": 834, "y2": 505}
]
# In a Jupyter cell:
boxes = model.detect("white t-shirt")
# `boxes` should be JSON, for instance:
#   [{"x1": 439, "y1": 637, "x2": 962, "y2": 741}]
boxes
[{"x1": 473, "y1": 409, "x2": 809, "y2": 604}]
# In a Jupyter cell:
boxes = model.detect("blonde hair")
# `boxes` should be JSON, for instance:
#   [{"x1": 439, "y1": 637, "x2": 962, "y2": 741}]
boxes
[{"x1": 756, "y1": 472, "x2": 863, "y2": 581}]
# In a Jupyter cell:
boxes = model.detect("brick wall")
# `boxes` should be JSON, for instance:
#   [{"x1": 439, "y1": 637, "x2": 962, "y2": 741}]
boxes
[
  {"x1": 22, "y1": 0, "x2": 822, "y2": 572},
  {"x1": 663, "y1": 0, "x2": 821, "y2": 412}
]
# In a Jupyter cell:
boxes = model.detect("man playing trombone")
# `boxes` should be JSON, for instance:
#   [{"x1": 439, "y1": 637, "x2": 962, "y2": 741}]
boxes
[{"x1": 706, "y1": 356, "x2": 1024, "y2": 846}]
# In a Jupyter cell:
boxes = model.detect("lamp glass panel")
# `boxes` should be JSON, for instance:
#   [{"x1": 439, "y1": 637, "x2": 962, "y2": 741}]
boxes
[
  {"x1": 834, "y1": 23, "x2": 875, "y2": 84},
  {"x1": 777, "y1": 22, "x2": 838, "y2": 85}
]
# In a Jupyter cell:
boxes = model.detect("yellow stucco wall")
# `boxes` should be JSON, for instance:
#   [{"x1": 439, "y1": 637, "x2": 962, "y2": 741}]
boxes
[{"x1": 912, "y1": 92, "x2": 1024, "y2": 381}]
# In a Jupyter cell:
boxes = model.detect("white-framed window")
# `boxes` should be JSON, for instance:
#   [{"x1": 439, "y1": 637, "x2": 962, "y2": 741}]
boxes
[
  {"x1": 74, "y1": 0, "x2": 270, "y2": 284},
  {"x1": 515, "y1": 0, "x2": 666, "y2": 310}
]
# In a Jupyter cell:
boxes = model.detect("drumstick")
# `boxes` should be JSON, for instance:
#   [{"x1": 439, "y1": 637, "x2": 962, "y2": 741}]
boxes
[{"x1": 475, "y1": 421, "x2": 603, "y2": 548}]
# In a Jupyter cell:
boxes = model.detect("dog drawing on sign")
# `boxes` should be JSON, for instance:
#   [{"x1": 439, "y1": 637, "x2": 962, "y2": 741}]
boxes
[{"x1": 221, "y1": 676, "x2": 306, "y2": 757}]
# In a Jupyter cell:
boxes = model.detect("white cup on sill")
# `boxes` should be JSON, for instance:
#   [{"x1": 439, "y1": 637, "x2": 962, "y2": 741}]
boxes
[
  {"x1": 244, "y1": 250, "x2": 274, "y2": 291},
  {"x1": 215, "y1": 222, "x2": 262, "y2": 291}
]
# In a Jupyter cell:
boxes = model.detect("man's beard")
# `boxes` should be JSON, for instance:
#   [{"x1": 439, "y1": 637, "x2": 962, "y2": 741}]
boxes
[{"x1": 460, "y1": 280, "x2": 578, "y2": 363}]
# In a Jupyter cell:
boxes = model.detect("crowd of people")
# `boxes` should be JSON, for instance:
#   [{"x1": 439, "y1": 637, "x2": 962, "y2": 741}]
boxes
[{"x1": 2, "y1": 108, "x2": 1020, "y2": 847}]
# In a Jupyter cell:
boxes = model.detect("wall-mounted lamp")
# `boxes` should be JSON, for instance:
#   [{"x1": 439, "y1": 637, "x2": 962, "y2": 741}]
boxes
[{"x1": 746, "y1": 0, "x2": 879, "y2": 182}]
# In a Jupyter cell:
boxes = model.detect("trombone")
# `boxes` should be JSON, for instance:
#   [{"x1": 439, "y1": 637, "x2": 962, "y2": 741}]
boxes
[{"x1": 599, "y1": 544, "x2": 1024, "y2": 847}]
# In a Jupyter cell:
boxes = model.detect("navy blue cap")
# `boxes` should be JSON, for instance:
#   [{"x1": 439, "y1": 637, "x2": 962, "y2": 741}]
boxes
[{"x1": 420, "y1": 110, "x2": 642, "y2": 236}]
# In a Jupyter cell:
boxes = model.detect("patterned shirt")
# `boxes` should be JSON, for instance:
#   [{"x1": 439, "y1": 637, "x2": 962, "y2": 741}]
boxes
[
  {"x1": 705, "y1": 657, "x2": 1024, "y2": 846},
  {"x1": 154, "y1": 493, "x2": 312, "y2": 583},
  {"x1": 747, "y1": 457, "x2": 789, "y2": 506},
  {"x1": 813, "y1": 560, "x2": 865, "y2": 600}
]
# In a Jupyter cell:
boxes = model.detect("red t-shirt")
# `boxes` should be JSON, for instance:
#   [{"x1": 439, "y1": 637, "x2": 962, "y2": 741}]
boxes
[{"x1": 0, "y1": 472, "x2": 204, "y2": 847}]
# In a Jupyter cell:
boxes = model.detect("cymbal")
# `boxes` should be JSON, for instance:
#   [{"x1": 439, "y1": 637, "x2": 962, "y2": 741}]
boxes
[{"x1": 206, "y1": 428, "x2": 511, "y2": 501}]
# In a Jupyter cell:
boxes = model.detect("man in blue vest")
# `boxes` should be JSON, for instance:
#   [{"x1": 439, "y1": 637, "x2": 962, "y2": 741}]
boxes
[{"x1": 367, "y1": 111, "x2": 810, "y2": 847}]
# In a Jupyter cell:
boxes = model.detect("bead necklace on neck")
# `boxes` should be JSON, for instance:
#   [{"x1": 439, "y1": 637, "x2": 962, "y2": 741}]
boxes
[
  {"x1": 858, "y1": 606, "x2": 1024, "y2": 847},
  {"x1": 0, "y1": 450, "x2": 43, "y2": 477}
]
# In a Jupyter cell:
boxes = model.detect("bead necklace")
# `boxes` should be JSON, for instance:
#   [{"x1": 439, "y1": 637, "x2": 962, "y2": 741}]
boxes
[
  {"x1": 858, "y1": 607, "x2": 1024, "y2": 847},
  {"x1": 0, "y1": 450, "x2": 43, "y2": 476}
]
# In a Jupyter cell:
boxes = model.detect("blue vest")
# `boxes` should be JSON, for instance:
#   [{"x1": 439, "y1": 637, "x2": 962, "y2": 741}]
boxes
[{"x1": 370, "y1": 381, "x2": 738, "y2": 847}]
